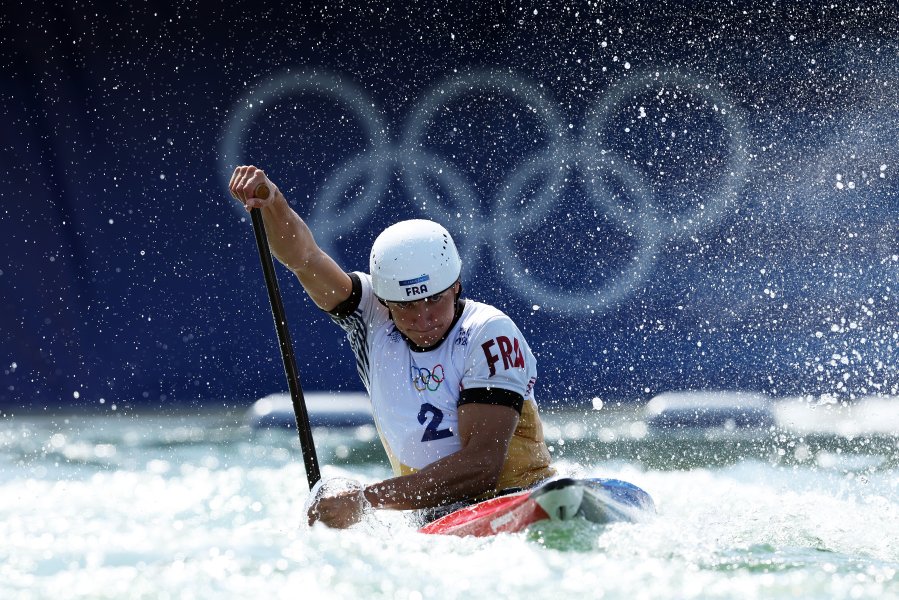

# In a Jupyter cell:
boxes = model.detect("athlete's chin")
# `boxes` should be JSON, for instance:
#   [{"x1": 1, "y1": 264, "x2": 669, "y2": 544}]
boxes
[{"x1": 407, "y1": 329, "x2": 440, "y2": 347}]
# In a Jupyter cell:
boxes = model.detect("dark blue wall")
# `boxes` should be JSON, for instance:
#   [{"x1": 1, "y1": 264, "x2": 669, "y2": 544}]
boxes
[{"x1": 2, "y1": 2, "x2": 898, "y2": 412}]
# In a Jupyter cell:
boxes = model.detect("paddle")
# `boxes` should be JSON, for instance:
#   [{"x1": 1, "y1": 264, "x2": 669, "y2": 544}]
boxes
[{"x1": 248, "y1": 183, "x2": 321, "y2": 490}]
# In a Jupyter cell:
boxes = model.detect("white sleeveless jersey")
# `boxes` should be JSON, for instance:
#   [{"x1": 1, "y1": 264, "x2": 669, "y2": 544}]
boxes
[{"x1": 331, "y1": 272, "x2": 553, "y2": 490}]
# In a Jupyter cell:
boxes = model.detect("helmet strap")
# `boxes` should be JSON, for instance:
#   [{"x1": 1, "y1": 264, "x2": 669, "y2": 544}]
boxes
[{"x1": 453, "y1": 280, "x2": 463, "y2": 313}]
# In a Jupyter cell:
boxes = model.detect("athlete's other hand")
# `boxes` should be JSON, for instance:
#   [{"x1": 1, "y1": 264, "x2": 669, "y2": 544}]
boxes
[
  {"x1": 307, "y1": 489, "x2": 367, "y2": 529},
  {"x1": 228, "y1": 165, "x2": 280, "y2": 211}
]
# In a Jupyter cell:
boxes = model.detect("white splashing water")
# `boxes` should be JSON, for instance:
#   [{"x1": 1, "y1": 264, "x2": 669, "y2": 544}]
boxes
[{"x1": 1, "y1": 414, "x2": 897, "y2": 599}]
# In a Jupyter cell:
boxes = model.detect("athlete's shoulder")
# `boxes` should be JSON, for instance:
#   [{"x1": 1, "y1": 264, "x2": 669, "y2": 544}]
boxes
[
  {"x1": 458, "y1": 299, "x2": 528, "y2": 343},
  {"x1": 459, "y1": 298, "x2": 513, "y2": 324},
  {"x1": 330, "y1": 271, "x2": 390, "y2": 329},
  {"x1": 357, "y1": 271, "x2": 373, "y2": 288},
  {"x1": 459, "y1": 298, "x2": 536, "y2": 389},
  {"x1": 460, "y1": 299, "x2": 517, "y2": 329}
]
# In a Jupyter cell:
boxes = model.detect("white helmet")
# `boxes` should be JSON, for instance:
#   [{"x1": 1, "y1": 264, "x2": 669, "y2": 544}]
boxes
[{"x1": 370, "y1": 219, "x2": 462, "y2": 302}]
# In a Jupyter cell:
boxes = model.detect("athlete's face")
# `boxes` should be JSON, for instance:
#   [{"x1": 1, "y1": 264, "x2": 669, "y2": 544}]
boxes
[{"x1": 385, "y1": 282, "x2": 460, "y2": 348}]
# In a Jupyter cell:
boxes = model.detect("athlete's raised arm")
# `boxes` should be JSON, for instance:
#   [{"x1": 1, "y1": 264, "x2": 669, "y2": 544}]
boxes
[{"x1": 228, "y1": 165, "x2": 352, "y2": 311}]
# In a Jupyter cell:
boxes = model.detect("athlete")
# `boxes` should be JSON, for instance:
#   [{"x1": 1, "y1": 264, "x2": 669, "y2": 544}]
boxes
[{"x1": 229, "y1": 165, "x2": 555, "y2": 528}]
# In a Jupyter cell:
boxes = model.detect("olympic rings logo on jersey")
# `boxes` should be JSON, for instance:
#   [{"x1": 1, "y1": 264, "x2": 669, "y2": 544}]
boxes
[
  {"x1": 411, "y1": 364, "x2": 446, "y2": 392},
  {"x1": 221, "y1": 68, "x2": 748, "y2": 315}
]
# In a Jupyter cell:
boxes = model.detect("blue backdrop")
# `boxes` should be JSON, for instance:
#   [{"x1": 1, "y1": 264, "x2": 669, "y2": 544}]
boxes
[{"x1": 2, "y1": 1, "x2": 898, "y2": 412}]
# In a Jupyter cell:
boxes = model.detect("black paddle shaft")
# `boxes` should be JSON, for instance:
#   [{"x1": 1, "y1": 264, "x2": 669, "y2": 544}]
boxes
[{"x1": 249, "y1": 206, "x2": 321, "y2": 489}]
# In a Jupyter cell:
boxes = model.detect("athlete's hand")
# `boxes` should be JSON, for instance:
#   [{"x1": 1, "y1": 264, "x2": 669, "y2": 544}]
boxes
[
  {"x1": 307, "y1": 489, "x2": 367, "y2": 529},
  {"x1": 228, "y1": 165, "x2": 280, "y2": 211}
]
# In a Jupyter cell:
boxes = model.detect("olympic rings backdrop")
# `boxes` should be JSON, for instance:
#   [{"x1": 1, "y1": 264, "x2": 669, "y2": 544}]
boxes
[{"x1": 2, "y1": 2, "x2": 898, "y2": 410}]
